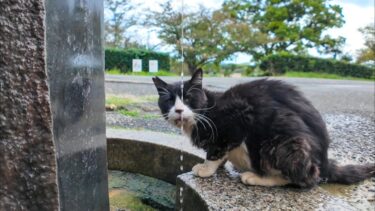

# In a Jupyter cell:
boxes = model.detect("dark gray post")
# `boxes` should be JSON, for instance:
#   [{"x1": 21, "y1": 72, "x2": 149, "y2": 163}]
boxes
[
  {"x1": 0, "y1": 0, "x2": 109, "y2": 210},
  {"x1": 45, "y1": 0, "x2": 109, "y2": 210}
]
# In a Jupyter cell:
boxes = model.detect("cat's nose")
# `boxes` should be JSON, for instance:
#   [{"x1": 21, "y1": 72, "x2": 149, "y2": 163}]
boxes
[{"x1": 175, "y1": 108, "x2": 183, "y2": 114}]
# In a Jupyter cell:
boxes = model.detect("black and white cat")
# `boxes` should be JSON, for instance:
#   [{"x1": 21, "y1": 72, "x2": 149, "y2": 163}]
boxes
[{"x1": 152, "y1": 69, "x2": 375, "y2": 188}]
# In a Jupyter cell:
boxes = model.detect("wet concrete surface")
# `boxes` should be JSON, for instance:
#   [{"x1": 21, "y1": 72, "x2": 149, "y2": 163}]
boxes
[
  {"x1": 178, "y1": 169, "x2": 374, "y2": 211},
  {"x1": 177, "y1": 112, "x2": 374, "y2": 210}
]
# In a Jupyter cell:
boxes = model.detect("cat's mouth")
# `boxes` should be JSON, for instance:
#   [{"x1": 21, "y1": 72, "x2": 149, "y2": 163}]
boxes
[
  {"x1": 174, "y1": 118, "x2": 185, "y2": 126},
  {"x1": 175, "y1": 119, "x2": 182, "y2": 125},
  {"x1": 173, "y1": 117, "x2": 191, "y2": 128}
]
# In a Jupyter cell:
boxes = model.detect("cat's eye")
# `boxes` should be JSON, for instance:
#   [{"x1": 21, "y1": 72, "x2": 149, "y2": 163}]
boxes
[{"x1": 184, "y1": 95, "x2": 192, "y2": 103}]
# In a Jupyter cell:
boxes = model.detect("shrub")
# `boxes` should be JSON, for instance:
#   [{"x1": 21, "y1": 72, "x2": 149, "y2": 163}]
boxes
[
  {"x1": 260, "y1": 53, "x2": 375, "y2": 79},
  {"x1": 105, "y1": 48, "x2": 170, "y2": 72}
]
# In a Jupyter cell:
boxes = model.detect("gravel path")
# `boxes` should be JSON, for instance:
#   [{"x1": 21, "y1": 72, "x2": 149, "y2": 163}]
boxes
[{"x1": 106, "y1": 111, "x2": 180, "y2": 134}]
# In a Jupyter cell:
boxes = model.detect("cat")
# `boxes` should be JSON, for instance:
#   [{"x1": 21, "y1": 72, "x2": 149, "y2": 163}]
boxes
[{"x1": 152, "y1": 68, "x2": 375, "y2": 188}]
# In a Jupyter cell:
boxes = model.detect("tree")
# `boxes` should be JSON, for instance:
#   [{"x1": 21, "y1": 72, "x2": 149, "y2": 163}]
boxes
[
  {"x1": 104, "y1": 0, "x2": 139, "y2": 48},
  {"x1": 357, "y1": 23, "x2": 375, "y2": 64},
  {"x1": 148, "y1": 2, "x2": 265, "y2": 74},
  {"x1": 223, "y1": 0, "x2": 345, "y2": 61}
]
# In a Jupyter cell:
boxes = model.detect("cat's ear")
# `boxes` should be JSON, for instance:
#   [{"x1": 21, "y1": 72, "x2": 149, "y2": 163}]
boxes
[
  {"x1": 190, "y1": 68, "x2": 203, "y2": 88},
  {"x1": 152, "y1": 76, "x2": 167, "y2": 88},
  {"x1": 152, "y1": 76, "x2": 168, "y2": 95}
]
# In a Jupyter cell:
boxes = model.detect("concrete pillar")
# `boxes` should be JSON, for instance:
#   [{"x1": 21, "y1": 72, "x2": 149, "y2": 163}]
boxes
[{"x1": 0, "y1": 0, "x2": 108, "y2": 210}]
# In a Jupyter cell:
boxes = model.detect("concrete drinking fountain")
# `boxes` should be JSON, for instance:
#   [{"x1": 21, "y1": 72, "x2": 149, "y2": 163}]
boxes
[
  {"x1": 106, "y1": 129, "x2": 205, "y2": 210},
  {"x1": 1, "y1": 0, "x2": 374, "y2": 210}
]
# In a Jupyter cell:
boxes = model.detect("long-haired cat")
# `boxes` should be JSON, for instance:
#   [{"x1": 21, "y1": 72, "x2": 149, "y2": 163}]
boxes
[{"x1": 152, "y1": 69, "x2": 375, "y2": 188}]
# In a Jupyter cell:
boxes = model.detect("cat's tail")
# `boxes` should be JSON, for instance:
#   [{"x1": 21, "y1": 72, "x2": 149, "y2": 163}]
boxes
[{"x1": 326, "y1": 159, "x2": 375, "y2": 184}]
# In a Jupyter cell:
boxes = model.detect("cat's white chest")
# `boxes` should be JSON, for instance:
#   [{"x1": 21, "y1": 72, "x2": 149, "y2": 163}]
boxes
[{"x1": 227, "y1": 142, "x2": 252, "y2": 171}]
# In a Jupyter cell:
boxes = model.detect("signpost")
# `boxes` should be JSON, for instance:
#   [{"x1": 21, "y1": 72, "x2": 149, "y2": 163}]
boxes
[
  {"x1": 149, "y1": 60, "x2": 158, "y2": 73},
  {"x1": 132, "y1": 59, "x2": 142, "y2": 72}
]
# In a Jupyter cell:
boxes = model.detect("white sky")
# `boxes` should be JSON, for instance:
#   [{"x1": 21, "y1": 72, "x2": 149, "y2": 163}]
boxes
[
  {"x1": 327, "y1": 0, "x2": 374, "y2": 56},
  {"x1": 114, "y1": 0, "x2": 374, "y2": 63}
]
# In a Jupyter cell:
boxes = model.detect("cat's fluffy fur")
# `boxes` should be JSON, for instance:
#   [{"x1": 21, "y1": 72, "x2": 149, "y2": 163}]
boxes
[{"x1": 153, "y1": 69, "x2": 375, "y2": 188}]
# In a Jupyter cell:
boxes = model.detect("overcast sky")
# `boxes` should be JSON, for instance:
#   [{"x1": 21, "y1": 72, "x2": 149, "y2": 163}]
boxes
[{"x1": 116, "y1": 0, "x2": 374, "y2": 63}]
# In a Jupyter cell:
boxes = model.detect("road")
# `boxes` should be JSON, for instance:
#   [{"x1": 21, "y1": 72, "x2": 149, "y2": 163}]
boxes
[{"x1": 105, "y1": 74, "x2": 375, "y2": 115}]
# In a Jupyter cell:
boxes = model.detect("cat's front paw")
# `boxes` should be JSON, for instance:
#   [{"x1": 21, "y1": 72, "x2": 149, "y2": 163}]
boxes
[
  {"x1": 240, "y1": 171, "x2": 259, "y2": 185},
  {"x1": 192, "y1": 163, "x2": 216, "y2": 177}
]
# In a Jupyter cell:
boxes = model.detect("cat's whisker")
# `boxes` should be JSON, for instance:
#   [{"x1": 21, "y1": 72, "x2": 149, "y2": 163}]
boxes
[
  {"x1": 196, "y1": 118, "x2": 214, "y2": 143},
  {"x1": 195, "y1": 113, "x2": 217, "y2": 143},
  {"x1": 197, "y1": 114, "x2": 218, "y2": 142},
  {"x1": 192, "y1": 118, "x2": 200, "y2": 136},
  {"x1": 194, "y1": 115, "x2": 211, "y2": 134},
  {"x1": 194, "y1": 115, "x2": 207, "y2": 131},
  {"x1": 193, "y1": 102, "x2": 217, "y2": 112},
  {"x1": 195, "y1": 113, "x2": 215, "y2": 126}
]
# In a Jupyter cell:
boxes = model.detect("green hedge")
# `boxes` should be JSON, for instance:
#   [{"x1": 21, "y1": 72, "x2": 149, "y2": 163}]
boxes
[
  {"x1": 260, "y1": 54, "x2": 375, "y2": 79},
  {"x1": 105, "y1": 48, "x2": 170, "y2": 72}
]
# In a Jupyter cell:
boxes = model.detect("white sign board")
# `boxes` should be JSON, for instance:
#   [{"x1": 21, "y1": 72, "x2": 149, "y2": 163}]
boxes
[
  {"x1": 132, "y1": 59, "x2": 142, "y2": 72},
  {"x1": 149, "y1": 60, "x2": 158, "y2": 73}
]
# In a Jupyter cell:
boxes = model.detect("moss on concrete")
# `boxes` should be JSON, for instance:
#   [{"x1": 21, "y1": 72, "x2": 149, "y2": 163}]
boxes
[
  {"x1": 108, "y1": 170, "x2": 175, "y2": 210},
  {"x1": 109, "y1": 189, "x2": 156, "y2": 211}
]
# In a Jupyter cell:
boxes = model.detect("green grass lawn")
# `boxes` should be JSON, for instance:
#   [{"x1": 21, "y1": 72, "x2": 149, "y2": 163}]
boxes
[
  {"x1": 106, "y1": 95, "x2": 160, "y2": 119},
  {"x1": 117, "y1": 109, "x2": 160, "y2": 119},
  {"x1": 282, "y1": 71, "x2": 373, "y2": 81},
  {"x1": 106, "y1": 96, "x2": 135, "y2": 106},
  {"x1": 106, "y1": 68, "x2": 373, "y2": 81},
  {"x1": 118, "y1": 109, "x2": 140, "y2": 117},
  {"x1": 106, "y1": 68, "x2": 176, "y2": 76},
  {"x1": 106, "y1": 95, "x2": 158, "y2": 107}
]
